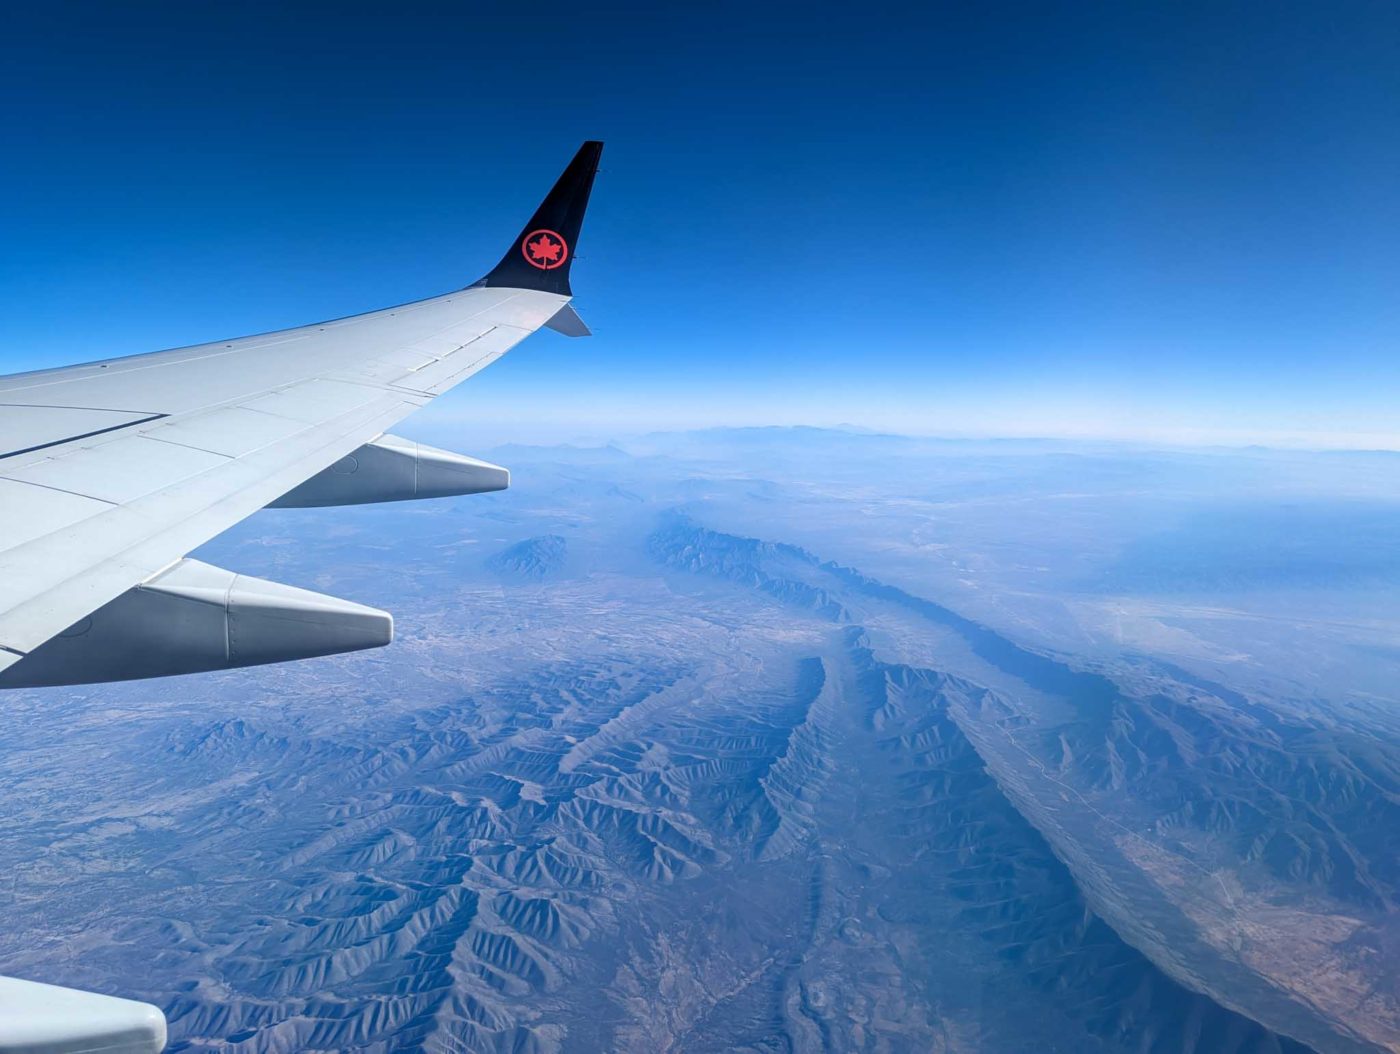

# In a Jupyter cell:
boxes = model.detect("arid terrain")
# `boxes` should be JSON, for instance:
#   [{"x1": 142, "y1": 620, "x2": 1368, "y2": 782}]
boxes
[{"x1": 1, "y1": 429, "x2": 1396, "y2": 1052}]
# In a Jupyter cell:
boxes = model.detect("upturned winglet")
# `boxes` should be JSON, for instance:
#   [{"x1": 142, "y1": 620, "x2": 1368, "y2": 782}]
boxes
[{"x1": 476, "y1": 140, "x2": 603, "y2": 297}]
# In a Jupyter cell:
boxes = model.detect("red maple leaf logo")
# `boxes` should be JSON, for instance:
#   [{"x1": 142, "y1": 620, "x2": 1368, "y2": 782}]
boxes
[
  {"x1": 528, "y1": 234, "x2": 561, "y2": 263},
  {"x1": 522, "y1": 229, "x2": 567, "y2": 269}
]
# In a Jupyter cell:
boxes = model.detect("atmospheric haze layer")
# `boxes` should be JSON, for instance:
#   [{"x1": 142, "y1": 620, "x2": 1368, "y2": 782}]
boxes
[{"x1": 1, "y1": 427, "x2": 1397, "y2": 1054}]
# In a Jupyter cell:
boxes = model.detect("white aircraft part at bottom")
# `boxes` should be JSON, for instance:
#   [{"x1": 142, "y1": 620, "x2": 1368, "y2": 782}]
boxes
[{"x1": 0, "y1": 976, "x2": 165, "y2": 1054}]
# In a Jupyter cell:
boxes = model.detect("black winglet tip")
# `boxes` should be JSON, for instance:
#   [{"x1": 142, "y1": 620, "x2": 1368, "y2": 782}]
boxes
[{"x1": 476, "y1": 141, "x2": 604, "y2": 296}]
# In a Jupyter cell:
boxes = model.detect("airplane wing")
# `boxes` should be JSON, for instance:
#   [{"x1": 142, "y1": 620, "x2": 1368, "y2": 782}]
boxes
[
  {"x1": 0, "y1": 140, "x2": 601, "y2": 691},
  {"x1": 0, "y1": 141, "x2": 601, "y2": 1054}
]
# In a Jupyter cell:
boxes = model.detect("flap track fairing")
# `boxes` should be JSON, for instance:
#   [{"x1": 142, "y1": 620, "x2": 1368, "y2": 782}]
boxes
[
  {"x1": 268, "y1": 434, "x2": 508, "y2": 509},
  {"x1": 0, "y1": 560, "x2": 391, "y2": 689}
]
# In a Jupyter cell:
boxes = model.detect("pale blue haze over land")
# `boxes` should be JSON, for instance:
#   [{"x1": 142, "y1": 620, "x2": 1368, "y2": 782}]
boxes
[{"x1": 2, "y1": 2, "x2": 1399, "y2": 444}]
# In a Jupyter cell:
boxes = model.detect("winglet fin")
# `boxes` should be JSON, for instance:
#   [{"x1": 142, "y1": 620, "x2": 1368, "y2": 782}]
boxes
[
  {"x1": 476, "y1": 141, "x2": 603, "y2": 297},
  {"x1": 544, "y1": 303, "x2": 591, "y2": 337}
]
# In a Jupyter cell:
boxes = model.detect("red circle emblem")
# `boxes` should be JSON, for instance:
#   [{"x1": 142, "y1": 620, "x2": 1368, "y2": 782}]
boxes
[{"x1": 522, "y1": 229, "x2": 568, "y2": 270}]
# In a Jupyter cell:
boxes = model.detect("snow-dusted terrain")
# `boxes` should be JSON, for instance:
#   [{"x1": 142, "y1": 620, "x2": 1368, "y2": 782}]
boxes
[{"x1": 1, "y1": 428, "x2": 1396, "y2": 1053}]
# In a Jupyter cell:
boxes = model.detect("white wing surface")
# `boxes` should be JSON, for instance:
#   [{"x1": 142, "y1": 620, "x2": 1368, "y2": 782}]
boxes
[{"x1": 0, "y1": 141, "x2": 602, "y2": 688}]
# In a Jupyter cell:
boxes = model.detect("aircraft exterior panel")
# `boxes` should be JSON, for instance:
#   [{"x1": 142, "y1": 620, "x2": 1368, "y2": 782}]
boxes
[{"x1": 0, "y1": 558, "x2": 393, "y2": 688}]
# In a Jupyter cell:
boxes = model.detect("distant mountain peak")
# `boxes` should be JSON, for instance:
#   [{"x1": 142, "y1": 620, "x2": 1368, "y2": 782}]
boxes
[{"x1": 487, "y1": 534, "x2": 569, "y2": 581}]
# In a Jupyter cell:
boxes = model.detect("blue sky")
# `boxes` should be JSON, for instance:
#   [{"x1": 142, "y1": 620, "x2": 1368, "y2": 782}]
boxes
[{"x1": 2, "y1": 2, "x2": 1399, "y2": 446}]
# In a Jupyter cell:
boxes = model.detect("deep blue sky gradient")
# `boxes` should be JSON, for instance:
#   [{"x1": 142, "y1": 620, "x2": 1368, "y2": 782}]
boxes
[{"x1": 2, "y1": 2, "x2": 1399, "y2": 444}]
